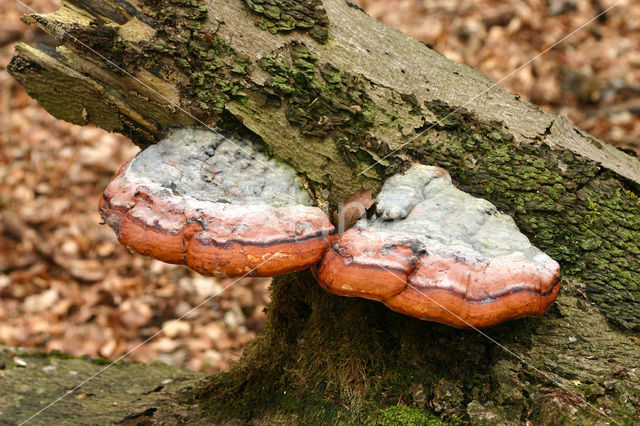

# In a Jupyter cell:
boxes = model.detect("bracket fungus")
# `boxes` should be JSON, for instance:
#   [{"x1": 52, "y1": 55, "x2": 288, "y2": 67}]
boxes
[
  {"x1": 100, "y1": 129, "x2": 560, "y2": 328},
  {"x1": 317, "y1": 165, "x2": 561, "y2": 328},
  {"x1": 99, "y1": 128, "x2": 336, "y2": 277}
]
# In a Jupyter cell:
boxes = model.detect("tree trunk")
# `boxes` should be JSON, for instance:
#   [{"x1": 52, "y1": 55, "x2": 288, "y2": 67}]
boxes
[{"x1": 8, "y1": 0, "x2": 640, "y2": 423}]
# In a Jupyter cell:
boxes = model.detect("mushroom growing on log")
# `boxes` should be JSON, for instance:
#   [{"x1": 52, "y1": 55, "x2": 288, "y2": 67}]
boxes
[
  {"x1": 101, "y1": 130, "x2": 560, "y2": 327},
  {"x1": 316, "y1": 165, "x2": 562, "y2": 328},
  {"x1": 99, "y1": 127, "x2": 337, "y2": 277}
]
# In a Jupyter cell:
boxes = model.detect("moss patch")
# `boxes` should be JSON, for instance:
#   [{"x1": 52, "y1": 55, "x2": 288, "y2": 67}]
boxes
[
  {"x1": 139, "y1": 0, "x2": 250, "y2": 118},
  {"x1": 9, "y1": 3, "x2": 640, "y2": 422},
  {"x1": 259, "y1": 43, "x2": 377, "y2": 164},
  {"x1": 57, "y1": 0, "x2": 251, "y2": 119},
  {"x1": 200, "y1": 271, "x2": 456, "y2": 424},
  {"x1": 366, "y1": 406, "x2": 444, "y2": 425},
  {"x1": 244, "y1": 0, "x2": 330, "y2": 44},
  {"x1": 198, "y1": 272, "x2": 639, "y2": 424},
  {"x1": 0, "y1": 346, "x2": 204, "y2": 424}
]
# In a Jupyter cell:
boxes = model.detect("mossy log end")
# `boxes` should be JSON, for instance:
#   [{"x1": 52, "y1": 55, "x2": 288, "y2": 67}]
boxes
[
  {"x1": 0, "y1": 346, "x2": 205, "y2": 425},
  {"x1": 7, "y1": 0, "x2": 640, "y2": 424}
]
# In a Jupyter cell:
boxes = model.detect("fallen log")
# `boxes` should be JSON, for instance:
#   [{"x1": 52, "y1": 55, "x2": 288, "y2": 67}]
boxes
[{"x1": 7, "y1": 0, "x2": 640, "y2": 423}]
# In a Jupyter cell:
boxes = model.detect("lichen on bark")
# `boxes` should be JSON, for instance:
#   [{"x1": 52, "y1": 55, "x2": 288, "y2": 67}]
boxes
[
  {"x1": 141, "y1": 0, "x2": 251, "y2": 116},
  {"x1": 244, "y1": 0, "x2": 330, "y2": 44},
  {"x1": 258, "y1": 43, "x2": 377, "y2": 164}
]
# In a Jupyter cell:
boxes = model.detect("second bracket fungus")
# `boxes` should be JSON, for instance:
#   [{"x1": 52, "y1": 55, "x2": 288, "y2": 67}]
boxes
[
  {"x1": 317, "y1": 165, "x2": 561, "y2": 328},
  {"x1": 100, "y1": 128, "x2": 336, "y2": 277}
]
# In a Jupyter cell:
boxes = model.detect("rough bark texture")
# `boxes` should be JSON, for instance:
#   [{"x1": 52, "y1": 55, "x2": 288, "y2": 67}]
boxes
[{"x1": 7, "y1": 0, "x2": 640, "y2": 424}]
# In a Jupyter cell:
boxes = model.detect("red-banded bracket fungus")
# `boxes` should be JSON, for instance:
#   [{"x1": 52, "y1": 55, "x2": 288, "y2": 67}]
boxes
[
  {"x1": 99, "y1": 128, "x2": 336, "y2": 277},
  {"x1": 317, "y1": 165, "x2": 562, "y2": 328}
]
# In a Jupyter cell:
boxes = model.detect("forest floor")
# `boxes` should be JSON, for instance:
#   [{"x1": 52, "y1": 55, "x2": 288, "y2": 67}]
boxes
[{"x1": 1, "y1": 0, "x2": 638, "y2": 373}]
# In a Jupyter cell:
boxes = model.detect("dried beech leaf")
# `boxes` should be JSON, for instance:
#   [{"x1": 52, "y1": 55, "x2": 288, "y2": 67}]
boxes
[{"x1": 333, "y1": 189, "x2": 375, "y2": 230}]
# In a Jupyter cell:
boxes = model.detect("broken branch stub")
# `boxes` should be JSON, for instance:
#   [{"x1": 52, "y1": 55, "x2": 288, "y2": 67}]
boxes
[
  {"x1": 317, "y1": 165, "x2": 561, "y2": 328},
  {"x1": 99, "y1": 128, "x2": 336, "y2": 277}
]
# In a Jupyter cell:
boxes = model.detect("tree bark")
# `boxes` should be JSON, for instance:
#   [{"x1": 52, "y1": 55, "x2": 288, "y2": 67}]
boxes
[{"x1": 8, "y1": 0, "x2": 640, "y2": 423}]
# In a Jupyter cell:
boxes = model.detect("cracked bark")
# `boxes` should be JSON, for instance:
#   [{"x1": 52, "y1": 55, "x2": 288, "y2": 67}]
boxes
[{"x1": 6, "y1": 0, "x2": 640, "y2": 424}]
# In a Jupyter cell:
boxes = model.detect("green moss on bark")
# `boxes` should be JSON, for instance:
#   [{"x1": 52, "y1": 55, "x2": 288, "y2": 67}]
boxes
[
  {"x1": 244, "y1": 0, "x2": 330, "y2": 44},
  {"x1": 8, "y1": 2, "x2": 640, "y2": 423},
  {"x1": 51, "y1": 0, "x2": 251, "y2": 119},
  {"x1": 259, "y1": 43, "x2": 377, "y2": 165},
  {"x1": 198, "y1": 272, "x2": 640, "y2": 424},
  {"x1": 140, "y1": 0, "x2": 250, "y2": 117},
  {"x1": 0, "y1": 346, "x2": 204, "y2": 424},
  {"x1": 366, "y1": 406, "x2": 444, "y2": 425}
]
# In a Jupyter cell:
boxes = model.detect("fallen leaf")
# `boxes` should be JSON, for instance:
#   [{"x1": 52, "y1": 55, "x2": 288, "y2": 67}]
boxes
[{"x1": 333, "y1": 189, "x2": 375, "y2": 231}]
